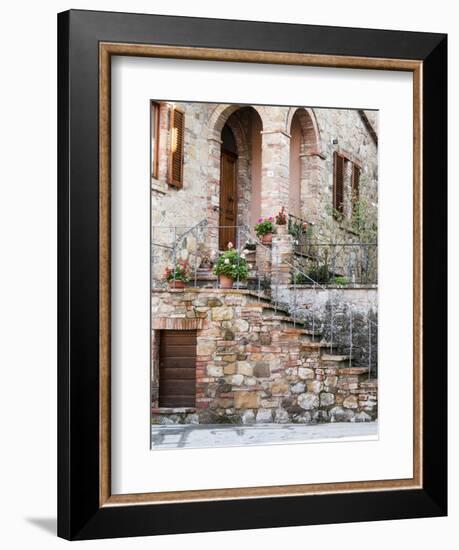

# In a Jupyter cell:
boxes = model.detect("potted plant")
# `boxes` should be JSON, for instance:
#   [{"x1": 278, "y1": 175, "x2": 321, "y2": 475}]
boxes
[
  {"x1": 275, "y1": 207, "x2": 288, "y2": 234},
  {"x1": 213, "y1": 244, "x2": 249, "y2": 289},
  {"x1": 254, "y1": 216, "x2": 275, "y2": 244},
  {"x1": 163, "y1": 260, "x2": 190, "y2": 289}
]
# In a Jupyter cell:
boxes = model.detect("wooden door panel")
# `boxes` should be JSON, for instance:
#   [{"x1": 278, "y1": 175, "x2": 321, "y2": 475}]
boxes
[
  {"x1": 159, "y1": 396, "x2": 195, "y2": 408},
  {"x1": 159, "y1": 367, "x2": 196, "y2": 380},
  {"x1": 219, "y1": 150, "x2": 237, "y2": 250},
  {"x1": 160, "y1": 345, "x2": 196, "y2": 358},
  {"x1": 159, "y1": 330, "x2": 197, "y2": 408},
  {"x1": 160, "y1": 357, "x2": 196, "y2": 369},
  {"x1": 160, "y1": 380, "x2": 196, "y2": 395}
]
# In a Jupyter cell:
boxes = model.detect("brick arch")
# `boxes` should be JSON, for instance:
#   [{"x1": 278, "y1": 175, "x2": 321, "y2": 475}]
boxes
[
  {"x1": 286, "y1": 108, "x2": 323, "y2": 221},
  {"x1": 208, "y1": 103, "x2": 266, "y2": 138},
  {"x1": 285, "y1": 107, "x2": 321, "y2": 154}
]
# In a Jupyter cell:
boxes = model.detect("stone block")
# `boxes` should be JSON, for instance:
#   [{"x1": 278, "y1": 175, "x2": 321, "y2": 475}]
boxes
[
  {"x1": 298, "y1": 367, "x2": 315, "y2": 380},
  {"x1": 274, "y1": 409, "x2": 290, "y2": 423},
  {"x1": 261, "y1": 398, "x2": 280, "y2": 408},
  {"x1": 254, "y1": 361, "x2": 271, "y2": 378},
  {"x1": 211, "y1": 306, "x2": 234, "y2": 321},
  {"x1": 230, "y1": 374, "x2": 244, "y2": 386},
  {"x1": 234, "y1": 391, "x2": 260, "y2": 409},
  {"x1": 307, "y1": 380, "x2": 323, "y2": 393},
  {"x1": 207, "y1": 298, "x2": 223, "y2": 307},
  {"x1": 324, "y1": 375, "x2": 338, "y2": 389},
  {"x1": 241, "y1": 410, "x2": 256, "y2": 424},
  {"x1": 233, "y1": 319, "x2": 250, "y2": 332},
  {"x1": 320, "y1": 392, "x2": 335, "y2": 406},
  {"x1": 290, "y1": 382, "x2": 306, "y2": 394},
  {"x1": 197, "y1": 339, "x2": 216, "y2": 356},
  {"x1": 207, "y1": 364, "x2": 223, "y2": 377},
  {"x1": 343, "y1": 395, "x2": 359, "y2": 409},
  {"x1": 271, "y1": 380, "x2": 289, "y2": 394},
  {"x1": 256, "y1": 409, "x2": 273, "y2": 423},
  {"x1": 237, "y1": 361, "x2": 253, "y2": 377},
  {"x1": 223, "y1": 363, "x2": 236, "y2": 375},
  {"x1": 298, "y1": 392, "x2": 320, "y2": 410},
  {"x1": 354, "y1": 411, "x2": 372, "y2": 422}
]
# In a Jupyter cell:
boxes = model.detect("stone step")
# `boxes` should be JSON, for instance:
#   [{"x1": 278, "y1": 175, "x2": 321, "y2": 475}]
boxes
[
  {"x1": 321, "y1": 354, "x2": 351, "y2": 362},
  {"x1": 360, "y1": 379, "x2": 378, "y2": 389},
  {"x1": 337, "y1": 367, "x2": 369, "y2": 375},
  {"x1": 301, "y1": 341, "x2": 334, "y2": 351}
]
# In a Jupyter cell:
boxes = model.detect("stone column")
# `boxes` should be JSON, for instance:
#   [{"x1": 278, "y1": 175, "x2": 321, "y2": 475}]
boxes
[
  {"x1": 260, "y1": 130, "x2": 290, "y2": 217},
  {"x1": 207, "y1": 134, "x2": 223, "y2": 255},
  {"x1": 271, "y1": 233, "x2": 294, "y2": 286}
]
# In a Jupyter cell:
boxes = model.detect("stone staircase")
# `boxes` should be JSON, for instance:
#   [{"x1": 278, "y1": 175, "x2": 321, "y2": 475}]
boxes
[{"x1": 151, "y1": 287, "x2": 377, "y2": 425}]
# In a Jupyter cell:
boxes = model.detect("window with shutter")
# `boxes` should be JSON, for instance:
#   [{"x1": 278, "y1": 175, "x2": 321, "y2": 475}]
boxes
[
  {"x1": 333, "y1": 152, "x2": 345, "y2": 217},
  {"x1": 168, "y1": 107, "x2": 185, "y2": 188},
  {"x1": 351, "y1": 163, "x2": 361, "y2": 215}
]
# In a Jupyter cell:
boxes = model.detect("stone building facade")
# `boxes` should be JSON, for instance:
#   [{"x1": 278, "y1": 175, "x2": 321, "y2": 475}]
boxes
[
  {"x1": 150, "y1": 101, "x2": 378, "y2": 425},
  {"x1": 151, "y1": 101, "x2": 378, "y2": 276}
]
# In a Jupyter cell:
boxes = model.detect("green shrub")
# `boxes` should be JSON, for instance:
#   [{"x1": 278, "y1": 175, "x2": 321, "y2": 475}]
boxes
[{"x1": 331, "y1": 276, "x2": 348, "y2": 286}]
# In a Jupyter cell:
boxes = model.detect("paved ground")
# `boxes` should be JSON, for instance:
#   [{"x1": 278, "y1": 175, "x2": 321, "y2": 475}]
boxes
[{"x1": 151, "y1": 421, "x2": 378, "y2": 450}]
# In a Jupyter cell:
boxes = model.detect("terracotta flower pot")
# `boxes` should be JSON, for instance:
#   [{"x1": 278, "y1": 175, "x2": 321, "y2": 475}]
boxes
[
  {"x1": 219, "y1": 275, "x2": 234, "y2": 289},
  {"x1": 260, "y1": 233, "x2": 273, "y2": 245},
  {"x1": 168, "y1": 279, "x2": 186, "y2": 289}
]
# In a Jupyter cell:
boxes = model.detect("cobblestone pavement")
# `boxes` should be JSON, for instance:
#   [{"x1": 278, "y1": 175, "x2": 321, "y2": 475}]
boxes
[{"x1": 151, "y1": 421, "x2": 378, "y2": 450}]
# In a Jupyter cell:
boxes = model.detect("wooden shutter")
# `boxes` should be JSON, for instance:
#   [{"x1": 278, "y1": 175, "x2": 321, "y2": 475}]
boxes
[
  {"x1": 351, "y1": 163, "x2": 361, "y2": 213},
  {"x1": 168, "y1": 107, "x2": 185, "y2": 188},
  {"x1": 333, "y1": 152, "x2": 345, "y2": 216}
]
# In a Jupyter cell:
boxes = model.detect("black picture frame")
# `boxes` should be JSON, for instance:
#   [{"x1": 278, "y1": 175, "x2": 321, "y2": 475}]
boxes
[{"x1": 58, "y1": 9, "x2": 447, "y2": 540}]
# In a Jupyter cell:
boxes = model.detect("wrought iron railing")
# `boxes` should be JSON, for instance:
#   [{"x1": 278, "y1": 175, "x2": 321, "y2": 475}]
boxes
[
  {"x1": 292, "y1": 242, "x2": 378, "y2": 286},
  {"x1": 151, "y1": 222, "x2": 378, "y2": 377}
]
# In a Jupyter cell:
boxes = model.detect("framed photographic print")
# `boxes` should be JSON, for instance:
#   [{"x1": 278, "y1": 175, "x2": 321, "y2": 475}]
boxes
[{"x1": 57, "y1": 9, "x2": 447, "y2": 540}]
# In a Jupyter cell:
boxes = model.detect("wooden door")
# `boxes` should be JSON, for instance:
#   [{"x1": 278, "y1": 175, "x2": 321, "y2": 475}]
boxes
[
  {"x1": 219, "y1": 150, "x2": 237, "y2": 250},
  {"x1": 159, "y1": 330, "x2": 196, "y2": 408}
]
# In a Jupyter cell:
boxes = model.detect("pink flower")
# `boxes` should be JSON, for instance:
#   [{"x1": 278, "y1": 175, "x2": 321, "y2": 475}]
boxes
[
  {"x1": 258, "y1": 217, "x2": 263, "y2": 223},
  {"x1": 269, "y1": 216, "x2": 274, "y2": 221}
]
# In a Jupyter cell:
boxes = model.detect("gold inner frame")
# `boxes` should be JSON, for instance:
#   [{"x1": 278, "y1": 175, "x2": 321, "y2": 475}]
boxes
[{"x1": 99, "y1": 42, "x2": 423, "y2": 507}]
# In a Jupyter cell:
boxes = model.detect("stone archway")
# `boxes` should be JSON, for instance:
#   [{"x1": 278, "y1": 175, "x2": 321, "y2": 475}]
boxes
[
  {"x1": 286, "y1": 108, "x2": 322, "y2": 221},
  {"x1": 207, "y1": 104, "x2": 264, "y2": 250}
]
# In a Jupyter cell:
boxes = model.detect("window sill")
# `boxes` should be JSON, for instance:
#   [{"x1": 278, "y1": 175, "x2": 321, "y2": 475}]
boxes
[{"x1": 151, "y1": 178, "x2": 168, "y2": 194}]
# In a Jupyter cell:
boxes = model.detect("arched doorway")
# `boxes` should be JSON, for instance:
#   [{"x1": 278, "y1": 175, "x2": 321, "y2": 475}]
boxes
[
  {"x1": 209, "y1": 106, "x2": 263, "y2": 250},
  {"x1": 287, "y1": 108, "x2": 321, "y2": 221},
  {"x1": 219, "y1": 125, "x2": 238, "y2": 249},
  {"x1": 289, "y1": 113, "x2": 302, "y2": 217}
]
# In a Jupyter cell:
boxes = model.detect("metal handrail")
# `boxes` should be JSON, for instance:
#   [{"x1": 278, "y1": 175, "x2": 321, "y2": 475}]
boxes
[{"x1": 151, "y1": 223, "x2": 378, "y2": 375}]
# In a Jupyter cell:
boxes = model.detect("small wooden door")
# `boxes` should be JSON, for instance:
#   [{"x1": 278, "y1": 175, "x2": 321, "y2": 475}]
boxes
[
  {"x1": 219, "y1": 150, "x2": 238, "y2": 250},
  {"x1": 159, "y1": 330, "x2": 197, "y2": 408}
]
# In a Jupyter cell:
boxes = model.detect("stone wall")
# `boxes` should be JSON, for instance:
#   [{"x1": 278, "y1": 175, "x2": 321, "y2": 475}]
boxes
[{"x1": 151, "y1": 289, "x2": 377, "y2": 425}]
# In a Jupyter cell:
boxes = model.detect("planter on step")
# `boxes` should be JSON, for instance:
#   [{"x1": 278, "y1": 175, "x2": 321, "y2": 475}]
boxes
[
  {"x1": 260, "y1": 233, "x2": 273, "y2": 245},
  {"x1": 168, "y1": 279, "x2": 186, "y2": 289},
  {"x1": 219, "y1": 275, "x2": 234, "y2": 289}
]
